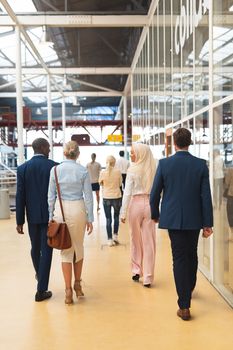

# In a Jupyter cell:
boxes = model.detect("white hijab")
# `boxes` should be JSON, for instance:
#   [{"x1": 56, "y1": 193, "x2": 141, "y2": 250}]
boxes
[{"x1": 128, "y1": 143, "x2": 156, "y2": 193}]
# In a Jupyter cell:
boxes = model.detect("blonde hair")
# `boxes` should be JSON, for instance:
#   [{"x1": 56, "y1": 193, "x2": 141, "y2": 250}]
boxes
[
  {"x1": 106, "y1": 155, "x2": 116, "y2": 174},
  {"x1": 64, "y1": 141, "x2": 79, "y2": 159}
]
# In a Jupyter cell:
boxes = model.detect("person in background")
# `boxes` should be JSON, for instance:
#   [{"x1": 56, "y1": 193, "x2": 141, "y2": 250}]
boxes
[
  {"x1": 48, "y1": 141, "x2": 94, "y2": 305},
  {"x1": 224, "y1": 166, "x2": 233, "y2": 235},
  {"x1": 115, "y1": 150, "x2": 130, "y2": 191},
  {"x1": 86, "y1": 153, "x2": 102, "y2": 211},
  {"x1": 213, "y1": 149, "x2": 224, "y2": 210},
  {"x1": 120, "y1": 143, "x2": 157, "y2": 287},
  {"x1": 16, "y1": 138, "x2": 57, "y2": 302},
  {"x1": 99, "y1": 155, "x2": 122, "y2": 246},
  {"x1": 150, "y1": 128, "x2": 213, "y2": 321}
]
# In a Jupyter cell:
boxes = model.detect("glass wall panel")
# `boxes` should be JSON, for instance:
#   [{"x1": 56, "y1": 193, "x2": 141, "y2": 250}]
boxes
[
  {"x1": 165, "y1": 1, "x2": 172, "y2": 126},
  {"x1": 194, "y1": 2, "x2": 209, "y2": 112},
  {"x1": 195, "y1": 112, "x2": 210, "y2": 274},
  {"x1": 143, "y1": 35, "x2": 150, "y2": 144},
  {"x1": 158, "y1": 1, "x2": 165, "y2": 135},
  {"x1": 149, "y1": 25, "x2": 154, "y2": 146},
  {"x1": 213, "y1": 1, "x2": 233, "y2": 102},
  {"x1": 138, "y1": 51, "x2": 144, "y2": 138},
  {"x1": 181, "y1": 0, "x2": 194, "y2": 117},
  {"x1": 213, "y1": 101, "x2": 233, "y2": 297},
  {"x1": 172, "y1": 0, "x2": 182, "y2": 122},
  {"x1": 131, "y1": 0, "x2": 233, "y2": 307},
  {"x1": 153, "y1": 10, "x2": 159, "y2": 138}
]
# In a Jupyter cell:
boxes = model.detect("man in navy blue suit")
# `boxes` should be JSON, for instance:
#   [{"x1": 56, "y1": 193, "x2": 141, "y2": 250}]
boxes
[
  {"x1": 16, "y1": 138, "x2": 57, "y2": 302},
  {"x1": 150, "y1": 128, "x2": 213, "y2": 320}
]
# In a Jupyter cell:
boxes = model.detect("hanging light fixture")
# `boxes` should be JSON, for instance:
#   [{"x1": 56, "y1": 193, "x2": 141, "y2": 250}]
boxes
[
  {"x1": 35, "y1": 107, "x2": 43, "y2": 115},
  {"x1": 63, "y1": 74, "x2": 67, "y2": 86},
  {"x1": 72, "y1": 96, "x2": 80, "y2": 106},
  {"x1": 39, "y1": 25, "x2": 54, "y2": 48}
]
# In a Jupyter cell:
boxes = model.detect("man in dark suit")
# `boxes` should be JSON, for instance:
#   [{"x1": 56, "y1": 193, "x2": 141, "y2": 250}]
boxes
[
  {"x1": 150, "y1": 128, "x2": 213, "y2": 320},
  {"x1": 16, "y1": 138, "x2": 57, "y2": 302}
]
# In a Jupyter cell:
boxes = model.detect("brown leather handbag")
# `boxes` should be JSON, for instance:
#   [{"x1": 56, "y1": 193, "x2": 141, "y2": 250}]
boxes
[{"x1": 47, "y1": 166, "x2": 72, "y2": 250}]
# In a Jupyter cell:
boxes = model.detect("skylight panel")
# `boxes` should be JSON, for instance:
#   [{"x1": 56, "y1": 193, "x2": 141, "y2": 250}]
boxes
[
  {"x1": 27, "y1": 96, "x2": 47, "y2": 104},
  {"x1": 0, "y1": 56, "x2": 12, "y2": 67},
  {"x1": 2, "y1": 0, "x2": 37, "y2": 13},
  {"x1": 0, "y1": 27, "x2": 14, "y2": 35}
]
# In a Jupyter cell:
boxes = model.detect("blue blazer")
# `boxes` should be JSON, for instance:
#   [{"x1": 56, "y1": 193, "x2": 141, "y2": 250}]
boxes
[
  {"x1": 150, "y1": 151, "x2": 213, "y2": 230},
  {"x1": 16, "y1": 155, "x2": 57, "y2": 225}
]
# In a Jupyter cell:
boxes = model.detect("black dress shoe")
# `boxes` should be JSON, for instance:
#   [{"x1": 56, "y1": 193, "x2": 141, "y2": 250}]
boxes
[
  {"x1": 144, "y1": 284, "x2": 151, "y2": 288},
  {"x1": 132, "y1": 274, "x2": 140, "y2": 282},
  {"x1": 35, "y1": 291, "x2": 52, "y2": 302}
]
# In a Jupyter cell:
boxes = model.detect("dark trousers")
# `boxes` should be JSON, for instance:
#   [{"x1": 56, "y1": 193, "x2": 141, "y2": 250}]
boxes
[
  {"x1": 120, "y1": 174, "x2": 127, "y2": 194},
  {"x1": 122, "y1": 174, "x2": 127, "y2": 188},
  {"x1": 226, "y1": 196, "x2": 233, "y2": 227},
  {"x1": 103, "y1": 198, "x2": 122, "y2": 239},
  {"x1": 28, "y1": 223, "x2": 53, "y2": 292},
  {"x1": 168, "y1": 229, "x2": 200, "y2": 309}
]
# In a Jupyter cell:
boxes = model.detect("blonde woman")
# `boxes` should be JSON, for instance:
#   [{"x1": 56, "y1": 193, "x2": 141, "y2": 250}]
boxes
[
  {"x1": 121, "y1": 143, "x2": 156, "y2": 287},
  {"x1": 99, "y1": 155, "x2": 122, "y2": 246},
  {"x1": 48, "y1": 141, "x2": 94, "y2": 304}
]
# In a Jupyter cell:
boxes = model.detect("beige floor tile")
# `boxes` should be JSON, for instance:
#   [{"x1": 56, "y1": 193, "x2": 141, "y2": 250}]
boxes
[{"x1": 0, "y1": 210, "x2": 233, "y2": 350}]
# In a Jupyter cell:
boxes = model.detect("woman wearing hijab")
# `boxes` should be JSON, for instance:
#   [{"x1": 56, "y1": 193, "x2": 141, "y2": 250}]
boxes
[
  {"x1": 120, "y1": 143, "x2": 156, "y2": 287},
  {"x1": 99, "y1": 155, "x2": 122, "y2": 246}
]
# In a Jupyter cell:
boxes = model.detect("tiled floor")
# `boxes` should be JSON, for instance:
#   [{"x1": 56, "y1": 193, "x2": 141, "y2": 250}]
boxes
[{"x1": 0, "y1": 210, "x2": 233, "y2": 350}]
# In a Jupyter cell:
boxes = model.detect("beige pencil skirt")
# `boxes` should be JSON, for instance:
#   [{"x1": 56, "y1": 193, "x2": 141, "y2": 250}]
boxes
[{"x1": 53, "y1": 199, "x2": 87, "y2": 263}]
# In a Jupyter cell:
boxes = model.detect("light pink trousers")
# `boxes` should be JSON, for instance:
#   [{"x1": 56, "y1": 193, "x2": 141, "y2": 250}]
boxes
[{"x1": 128, "y1": 194, "x2": 156, "y2": 284}]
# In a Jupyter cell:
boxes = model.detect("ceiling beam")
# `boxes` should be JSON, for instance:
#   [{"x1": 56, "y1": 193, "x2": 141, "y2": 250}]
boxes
[
  {"x1": 0, "y1": 0, "x2": 64, "y2": 96},
  {"x1": 0, "y1": 67, "x2": 131, "y2": 75},
  {"x1": 0, "y1": 91, "x2": 123, "y2": 97},
  {"x1": 0, "y1": 74, "x2": 41, "y2": 90},
  {"x1": 67, "y1": 76, "x2": 119, "y2": 94},
  {"x1": 3, "y1": 14, "x2": 231, "y2": 28},
  {"x1": 0, "y1": 120, "x2": 125, "y2": 128},
  {"x1": 0, "y1": 14, "x2": 148, "y2": 27},
  {"x1": 1, "y1": 66, "x2": 233, "y2": 77}
]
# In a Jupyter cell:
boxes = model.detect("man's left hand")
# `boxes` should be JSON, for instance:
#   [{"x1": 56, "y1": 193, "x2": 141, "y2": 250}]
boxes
[{"x1": 16, "y1": 225, "x2": 24, "y2": 234}]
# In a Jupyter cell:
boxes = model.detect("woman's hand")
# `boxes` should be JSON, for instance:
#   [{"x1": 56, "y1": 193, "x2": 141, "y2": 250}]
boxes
[
  {"x1": 121, "y1": 218, "x2": 126, "y2": 224},
  {"x1": 202, "y1": 227, "x2": 213, "y2": 238},
  {"x1": 86, "y1": 222, "x2": 93, "y2": 235}
]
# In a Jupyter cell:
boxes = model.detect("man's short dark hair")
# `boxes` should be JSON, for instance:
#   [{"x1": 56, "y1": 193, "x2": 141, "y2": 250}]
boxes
[
  {"x1": 91, "y1": 153, "x2": 96, "y2": 161},
  {"x1": 32, "y1": 138, "x2": 49, "y2": 154},
  {"x1": 173, "y1": 128, "x2": 191, "y2": 148},
  {"x1": 119, "y1": 150, "x2": 124, "y2": 157}
]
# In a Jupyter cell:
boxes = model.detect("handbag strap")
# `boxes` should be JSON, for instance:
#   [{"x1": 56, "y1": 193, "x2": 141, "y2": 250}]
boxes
[{"x1": 54, "y1": 166, "x2": 66, "y2": 222}]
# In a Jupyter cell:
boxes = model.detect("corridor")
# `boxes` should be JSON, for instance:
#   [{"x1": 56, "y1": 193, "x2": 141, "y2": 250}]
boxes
[{"x1": 0, "y1": 210, "x2": 233, "y2": 350}]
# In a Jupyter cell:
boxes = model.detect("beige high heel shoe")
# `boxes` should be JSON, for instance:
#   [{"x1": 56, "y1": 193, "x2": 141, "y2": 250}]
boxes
[
  {"x1": 74, "y1": 280, "x2": 84, "y2": 297},
  {"x1": 65, "y1": 288, "x2": 73, "y2": 305}
]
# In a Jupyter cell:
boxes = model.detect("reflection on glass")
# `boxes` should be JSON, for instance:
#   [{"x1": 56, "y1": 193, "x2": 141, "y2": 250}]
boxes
[
  {"x1": 214, "y1": 2, "x2": 233, "y2": 102},
  {"x1": 213, "y1": 102, "x2": 233, "y2": 294},
  {"x1": 195, "y1": 113, "x2": 210, "y2": 273}
]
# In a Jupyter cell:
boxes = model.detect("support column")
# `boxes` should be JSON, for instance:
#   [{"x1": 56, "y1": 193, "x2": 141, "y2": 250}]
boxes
[
  {"x1": 62, "y1": 97, "x2": 66, "y2": 157},
  {"x1": 15, "y1": 26, "x2": 24, "y2": 165},
  {"x1": 47, "y1": 75, "x2": 53, "y2": 159},
  {"x1": 123, "y1": 95, "x2": 128, "y2": 157},
  {"x1": 209, "y1": 0, "x2": 214, "y2": 282}
]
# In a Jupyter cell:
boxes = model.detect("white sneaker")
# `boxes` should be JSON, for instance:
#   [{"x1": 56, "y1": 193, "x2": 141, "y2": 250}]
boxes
[
  {"x1": 108, "y1": 239, "x2": 115, "y2": 247},
  {"x1": 113, "y1": 234, "x2": 119, "y2": 244}
]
